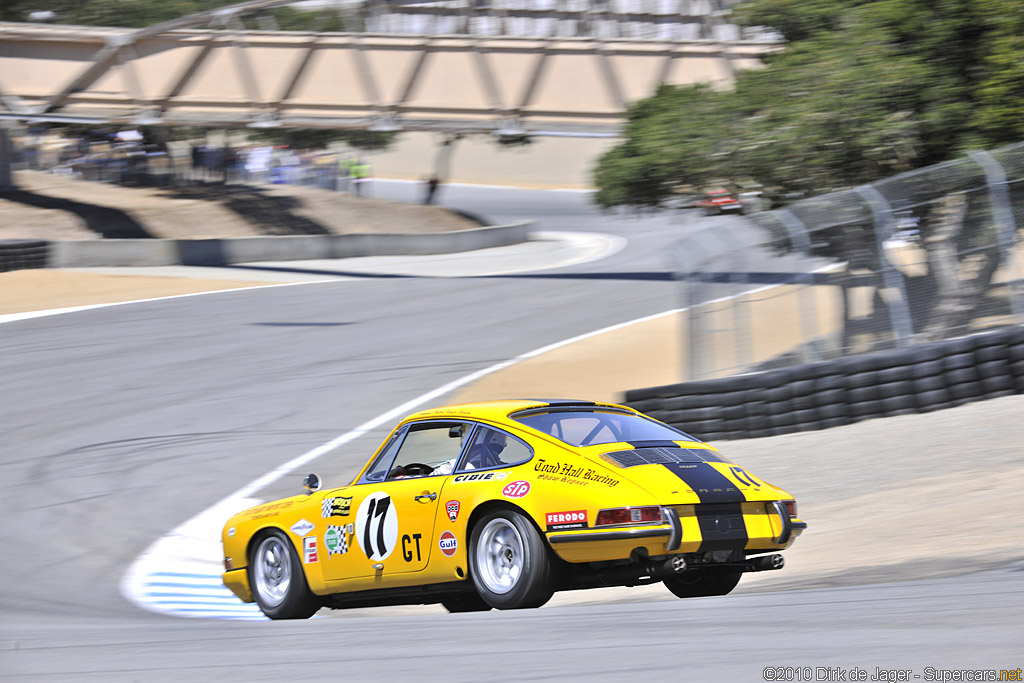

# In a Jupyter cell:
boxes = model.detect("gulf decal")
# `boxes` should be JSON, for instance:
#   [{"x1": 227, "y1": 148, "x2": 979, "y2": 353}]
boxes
[{"x1": 438, "y1": 530, "x2": 458, "y2": 557}]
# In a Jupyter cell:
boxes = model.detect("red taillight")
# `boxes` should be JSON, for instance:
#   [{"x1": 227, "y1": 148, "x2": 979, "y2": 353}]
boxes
[
  {"x1": 783, "y1": 500, "x2": 797, "y2": 517},
  {"x1": 595, "y1": 506, "x2": 662, "y2": 526}
]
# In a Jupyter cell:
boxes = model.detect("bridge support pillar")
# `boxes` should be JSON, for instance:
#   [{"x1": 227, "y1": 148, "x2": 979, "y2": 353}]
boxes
[{"x1": 0, "y1": 122, "x2": 14, "y2": 192}]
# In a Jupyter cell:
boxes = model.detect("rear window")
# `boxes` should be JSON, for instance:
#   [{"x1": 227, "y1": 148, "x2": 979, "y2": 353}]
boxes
[{"x1": 512, "y1": 408, "x2": 694, "y2": 447}]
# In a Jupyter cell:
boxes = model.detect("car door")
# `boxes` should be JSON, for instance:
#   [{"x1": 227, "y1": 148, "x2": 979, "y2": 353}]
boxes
[{"x1": 321, "y1": 420, "x2": 472, "y2": 582}]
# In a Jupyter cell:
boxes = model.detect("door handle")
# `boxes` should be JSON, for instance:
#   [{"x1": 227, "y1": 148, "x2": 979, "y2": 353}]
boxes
[{"x1": 414, "y1": 492, "x2": 437, "y2": 502}]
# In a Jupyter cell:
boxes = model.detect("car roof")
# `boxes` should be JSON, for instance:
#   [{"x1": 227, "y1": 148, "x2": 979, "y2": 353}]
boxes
[{"x1": 403, "y1": 399, "x2": 634, "y2": 426}]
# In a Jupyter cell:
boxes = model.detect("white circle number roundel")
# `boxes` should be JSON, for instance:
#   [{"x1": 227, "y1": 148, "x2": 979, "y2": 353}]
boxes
[{"x1": 355, "y1": 492, "x2": 399, "y2": 561}]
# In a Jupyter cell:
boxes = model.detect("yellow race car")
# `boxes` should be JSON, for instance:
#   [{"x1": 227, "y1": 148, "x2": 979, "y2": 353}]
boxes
[{"x1": 221, "y1": 399, "x2": 806, "y2": 618}]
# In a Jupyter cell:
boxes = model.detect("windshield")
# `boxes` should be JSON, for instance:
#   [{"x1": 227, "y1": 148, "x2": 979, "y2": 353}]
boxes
[{"x1": 512, "y1": 408, "x2": 695, "y2": 447}]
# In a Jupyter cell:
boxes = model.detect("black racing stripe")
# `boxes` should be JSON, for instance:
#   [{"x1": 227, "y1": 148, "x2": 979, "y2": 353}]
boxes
[
  {"x1": 662, "y1": 462, "x2": 745, "y2": 503},
  {"x1": 695, "y1": 502, "x2": 748, "y2": 552}
]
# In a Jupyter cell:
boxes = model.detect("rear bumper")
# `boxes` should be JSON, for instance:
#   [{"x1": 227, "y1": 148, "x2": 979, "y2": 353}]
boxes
[{"x1": 546, "y1": 503, "x2": 806, "y2": 562}]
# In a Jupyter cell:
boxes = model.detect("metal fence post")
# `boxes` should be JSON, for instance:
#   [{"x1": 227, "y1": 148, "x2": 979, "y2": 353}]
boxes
[
  {"x1": 854, "y1": 184, "x2": 916, "y2": 346},
  {"x1": 776, "y1": 209, "x2": 822, "y2": 362},
  {"x1": 968, "y1": 149, "x2": 1024, "y2": 324}
]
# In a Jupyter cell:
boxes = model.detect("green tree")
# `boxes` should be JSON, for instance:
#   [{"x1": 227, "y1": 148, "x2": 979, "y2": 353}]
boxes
[{"x1": 594, "y1": 0, "x2": 1023, "y2": 207}]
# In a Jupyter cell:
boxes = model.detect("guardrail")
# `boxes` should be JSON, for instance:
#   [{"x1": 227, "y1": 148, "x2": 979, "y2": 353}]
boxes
[
  {"x1": 625, "y1": 325, "x2": 1024, "y2": 442},
  {"x1": 0, "y1": 221, "x2": 532, "y2": 270}
]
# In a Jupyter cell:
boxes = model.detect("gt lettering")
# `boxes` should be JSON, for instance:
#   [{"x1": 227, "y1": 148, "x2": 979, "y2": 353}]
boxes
[{"x1": 401, "y1": 533, "x2": 423, "y2": 562}]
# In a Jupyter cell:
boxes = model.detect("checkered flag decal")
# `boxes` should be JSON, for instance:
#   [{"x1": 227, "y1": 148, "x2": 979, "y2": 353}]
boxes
[{"x1": 321, "y1": 497, "x2": 333, "y2": 519}]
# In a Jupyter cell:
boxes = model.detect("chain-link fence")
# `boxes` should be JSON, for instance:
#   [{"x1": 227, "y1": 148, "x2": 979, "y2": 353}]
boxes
[{"x1": 674, "y1": 141, "x2": 1024, "y2": 381}]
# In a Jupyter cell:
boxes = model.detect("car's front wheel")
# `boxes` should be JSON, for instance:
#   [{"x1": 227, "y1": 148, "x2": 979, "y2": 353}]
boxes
[
  {"x1": 469, "y1": 509, "x2": 556, "y2": 609},
  {"x1": 663, "y1": 570, "x2": 742, "y2": 599},
  {"x1": 249, "y1": 530, "x2": 321, "y2": 619}
]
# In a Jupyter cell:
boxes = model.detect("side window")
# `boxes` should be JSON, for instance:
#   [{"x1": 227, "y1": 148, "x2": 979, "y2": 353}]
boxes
[
  {"x1": 362, "y1": 428, "x2": 406, "y2": 483},
  {"x1": 457, "y1": 426, "x2": 532, "y2": 472},
  {"x1": 386, "y1": 421, "x2": 471, "y2": 480}
]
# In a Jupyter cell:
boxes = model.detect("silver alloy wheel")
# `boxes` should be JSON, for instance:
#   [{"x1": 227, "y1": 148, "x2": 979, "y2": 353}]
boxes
[
  {"x1": 475, "y1": 517, "x2": 525, "y2": 595},
  {"x1": 253, "y1": 535, "x2": 291, "y2": 608}
]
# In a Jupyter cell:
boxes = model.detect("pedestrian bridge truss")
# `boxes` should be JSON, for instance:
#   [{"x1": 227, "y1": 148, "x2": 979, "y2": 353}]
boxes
[{"x1": 0, "y1": 2, "x2": 778, "y2": 135}]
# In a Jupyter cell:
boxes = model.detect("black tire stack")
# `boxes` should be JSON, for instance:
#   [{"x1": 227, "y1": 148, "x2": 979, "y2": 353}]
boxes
[
  {"x1": 625, "y1": 326, "x2": 1024, "y2": 442},
  {"x1": 0, "y1": 239, "x2": 49, "y2": 272}
]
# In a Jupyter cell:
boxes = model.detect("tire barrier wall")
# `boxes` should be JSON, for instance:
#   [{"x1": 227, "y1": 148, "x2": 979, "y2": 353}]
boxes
[
  {"x1": 0, "y1": 221, "x2": 531, "y2": 270},
  {"x1": 624, "y1": 326, "x2": 1024, "y2": 443},
  {"x1": 0, "y1": 239, "x2": 48, "y2": 272}
]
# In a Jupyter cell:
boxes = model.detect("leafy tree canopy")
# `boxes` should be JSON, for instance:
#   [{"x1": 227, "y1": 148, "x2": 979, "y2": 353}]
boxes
[{"x1": 594, "y1": 0, "x2": 1024, "y2": 209}]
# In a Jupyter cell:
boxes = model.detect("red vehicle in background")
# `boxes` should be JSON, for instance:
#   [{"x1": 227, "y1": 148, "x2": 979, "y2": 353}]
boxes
[{"x1": 695, "y1": 188, "x2": 744, "y2": 215}]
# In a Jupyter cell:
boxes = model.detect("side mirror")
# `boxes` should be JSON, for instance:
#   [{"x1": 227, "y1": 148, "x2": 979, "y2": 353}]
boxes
[{"x1": 303, "y1": 473, "x2": 322, "y2": 495}]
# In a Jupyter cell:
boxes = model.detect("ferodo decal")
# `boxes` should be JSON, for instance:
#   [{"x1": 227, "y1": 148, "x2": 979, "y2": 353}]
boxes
[
  {"x1": 321, "y1": 496, "x2": 352, "y2": 518},
  {"x1": 290, "y1": 519, "x2": 315, "y2": 536},
  {"x1": 355, "y1": 492, "x2": 399, "y2": 561},
  {"x1": 324, "y1": 524, "x2": 354, "y2": 557},
  {"x1": 502, "y1": 480, "x2": 531, "y2": 499},
  {"x1": 452, "y1": 472, "x2": 508, "y2": 483},
  {"x1": 303, "y1": 536, "x2": 319, "y2": 564},
  {"x1": 533, "y1": 459, "x2": 620, "y2": 487},
  {"x1": 445, "y1": 500, "x2": 461, "y2": 522},
  {"x1": 545, "y1": 510, "x2": 588, "y2": 532},
  {"x1": 438, "y1": 530, "x2": 458, "y2": 557}
]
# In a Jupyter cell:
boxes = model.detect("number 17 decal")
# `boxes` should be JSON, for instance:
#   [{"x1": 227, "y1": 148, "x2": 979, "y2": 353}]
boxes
[{"x1": 355, "y1": 492, "x2": 399, "y2": 560}]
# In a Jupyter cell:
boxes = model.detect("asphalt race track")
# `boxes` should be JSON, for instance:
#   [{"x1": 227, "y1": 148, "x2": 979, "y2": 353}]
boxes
[{"x1": 2, "y1": 185, "x2": 1019, "y2": 681}]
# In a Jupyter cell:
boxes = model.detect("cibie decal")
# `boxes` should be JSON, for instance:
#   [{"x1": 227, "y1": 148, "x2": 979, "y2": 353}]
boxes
[
  {"x1": 325, "y1": 523, "x2": 354, "y2": 557},
  {"x1": 355, "y1": 492, "x2": 399, "y2": 561},
  {"x1": 438, "y1": 530, "x2": 458, "y2": 557},
  {"x1": 502, "y1": 480, "x2": 531, "y2": 499},
  {"x1": 290, "y1": 519, "x2": 315, "y2": 536},
  {"x1": 303, "y1": 536, "x2": 319, "y2": 564},
  {"x1": 452, "y1": 472, "x2": 502, "y2": 484},
  {"x1": 545, "y1": 510, "x2": 588, "y2": 531},
  {"x1": 445, "y1": 500, "x2": 461, "y2": 523},
  {"x1": 322, "y1": 495, "x2": 352, "y2": 518}
]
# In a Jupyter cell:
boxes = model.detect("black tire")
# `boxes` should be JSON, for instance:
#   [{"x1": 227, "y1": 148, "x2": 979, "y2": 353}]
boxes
[
  {"x1": 248, "y1": 530, "x2": 322, "y2": 620},
  {"x1": 663, "y1": 571, "x2": 742, "y2": 599},
  {"x1": 469, "y1": 509, "x2": 556, "y2": 610},
  {"x1": 441, "y1": 593, "x2": 494, "y2": 613}
]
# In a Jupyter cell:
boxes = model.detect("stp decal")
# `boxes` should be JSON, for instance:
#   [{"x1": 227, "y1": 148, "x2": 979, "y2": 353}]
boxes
[
  {"x1": 502, "y1": 480, "x2": 530, "y2": 499},
  {"x1": 438, "y1": 530, "x2": 458, "y2": 557},
  {"x1": 355, "y1": 492, "x2": 399, "y2": 561},
  {"x1": 289, "y1": 519, "x2": 315, "y2": 536},
  {"x1": 545, "y1": 510, "x2": 588, "y2": 531},
  {"x1": 321, "y1": 496, "x2": 352, "y2": 518},
  {"x1": 445, "y1": 500, "x2": 460, "y2": 522},
  {"x1": 303, "y1": 536, "x2": 319, "y2": 564}
]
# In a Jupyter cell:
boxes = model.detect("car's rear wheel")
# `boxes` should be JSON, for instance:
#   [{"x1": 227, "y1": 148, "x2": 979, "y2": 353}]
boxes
[
  {"x1": 440, "y1": 593, "x2": 493, "y2": 613},
  {"x1": 469, "y1": 510, "x2": 556, "y2": 610},
  {"x1": 663, "y1": 570, "x2": 742, "y2": 599},
  {"x1": 249, "y1": 530, "x2": 321, "y2": 619}
]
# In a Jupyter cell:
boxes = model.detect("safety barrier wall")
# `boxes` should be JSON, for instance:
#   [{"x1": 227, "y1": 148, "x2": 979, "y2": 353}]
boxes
[
  {"x1": 0, "y1": 221, "x2": 531, "y2": 270},
  {"x1": 624, "y1": 325, "x2": 1024, "y2": 442}
]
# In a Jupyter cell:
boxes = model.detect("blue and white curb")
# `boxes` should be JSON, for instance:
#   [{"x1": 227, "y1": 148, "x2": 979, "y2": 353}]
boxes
[
  {"x1": 121, "y1": 496, "x2": 268, "y2": 620},
  {"x1": 140, "y1": 571, "x2": 265, "y2": 620}
]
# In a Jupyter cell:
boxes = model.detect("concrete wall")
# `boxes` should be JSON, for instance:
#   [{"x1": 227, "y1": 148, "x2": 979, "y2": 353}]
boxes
[{"x1": 46, "y1": 220, "x2": 532, "y2": 267}]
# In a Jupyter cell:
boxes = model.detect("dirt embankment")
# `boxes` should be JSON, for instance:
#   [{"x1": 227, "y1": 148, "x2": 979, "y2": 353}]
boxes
[{"x1": 0, "y1": 171, "x2": 479, "y2": 241}]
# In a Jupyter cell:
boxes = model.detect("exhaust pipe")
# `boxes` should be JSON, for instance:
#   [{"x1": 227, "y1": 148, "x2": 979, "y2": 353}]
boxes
[
  {"x1": 703, "y1": 553, "x2": 784, "y2": 574},
  {"x1": 592, "y1": 555, "x2": 688, "y2": 585}
]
